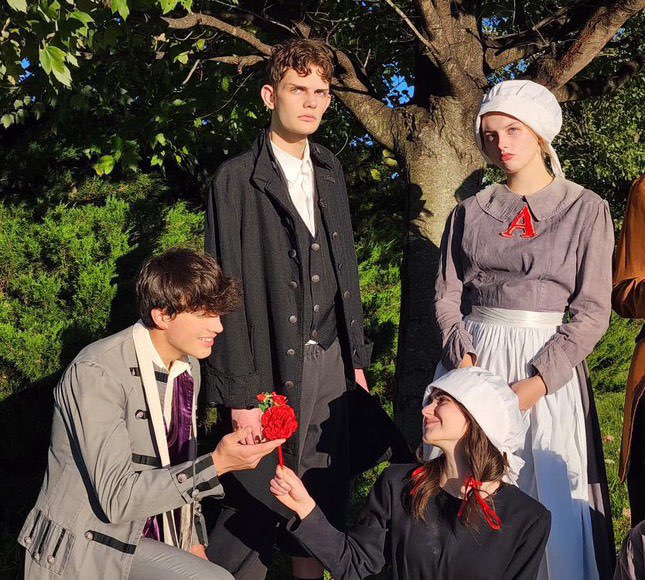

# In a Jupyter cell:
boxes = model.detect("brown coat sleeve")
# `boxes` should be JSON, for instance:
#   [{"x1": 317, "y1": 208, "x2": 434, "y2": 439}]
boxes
[{"x1": 613, "y1": 175, "x2": 645, "y2": 319}]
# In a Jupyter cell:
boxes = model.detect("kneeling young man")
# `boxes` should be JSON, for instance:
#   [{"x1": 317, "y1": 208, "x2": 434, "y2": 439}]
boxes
[{"x1": 19, "y1": 249, "x2": 284, "y2": 579}]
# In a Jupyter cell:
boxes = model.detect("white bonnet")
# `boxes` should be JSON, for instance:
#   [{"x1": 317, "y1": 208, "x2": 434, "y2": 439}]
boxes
[
  {"x1": 474, "y1": 79, "x2": 564, "y2": 178},
  {"x1": 422, "y1": 367, "x2": 527, "y2": 484}
]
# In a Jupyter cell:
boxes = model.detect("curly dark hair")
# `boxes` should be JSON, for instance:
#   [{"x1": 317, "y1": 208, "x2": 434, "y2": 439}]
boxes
[
  {"x1": 266, "y1": 38, "x2": 333, "y2": 88},
  {"x1": 135, "y1": 249, "x2": 241, "y2": 328}
]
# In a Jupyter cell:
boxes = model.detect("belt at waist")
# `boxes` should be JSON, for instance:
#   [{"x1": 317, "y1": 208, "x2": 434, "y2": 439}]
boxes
[{"x1": 465, "y1": 306, "x2": 565, "y2": 327}]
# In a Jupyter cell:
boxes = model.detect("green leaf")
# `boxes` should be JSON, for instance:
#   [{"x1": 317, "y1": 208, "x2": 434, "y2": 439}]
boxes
[
  {"x1": 7, "y1": 0, "x2": 27, "y2": 12},
  {"x1": 154, "y1": 133, "x2": 166, "y2": 147},
  {"x1": 175, "y1": 52, "x2": 189, "y2": 65},
  {"x1": 370, "y1": 168, "x2": 381, "y2": 181},
  {"x1": 94, "y1": 155, "x2": 115, "y2": 176},
  {"x1": 1, "y1": 114, "x2": 14, "y2": 129},
  {"x1": 38, "y1": 44, "x2": 73, "y2": 87},
  {"x1": 179, "y1": 0, "x2": 193, "y2": 10},
  {"x1": 69, "y1": 11, "x2": 94, "y2": 25},
  {"x1": 111, "y1": 0, "x2": 129, "y2": 20},
  {"x1": 222, "y1": 76, "x2": 230, "y2": 92},
  {"x1": 159, "y1": 0, "x2": 179, "y2": 14}
]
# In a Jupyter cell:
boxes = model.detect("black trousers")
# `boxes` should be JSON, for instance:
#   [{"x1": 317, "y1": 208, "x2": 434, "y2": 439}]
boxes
[
  {"x1": 628, "y1": 396, "x2": 645, "y2": 527},
  {"x1": 206, "y1": 340, "x2": 350, "y2": 580}
]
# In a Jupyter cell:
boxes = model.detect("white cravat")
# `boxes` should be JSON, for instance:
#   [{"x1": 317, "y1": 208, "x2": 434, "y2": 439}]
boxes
[{"x1": 271, "y1": 139, "x2": 316, "y2": 236}]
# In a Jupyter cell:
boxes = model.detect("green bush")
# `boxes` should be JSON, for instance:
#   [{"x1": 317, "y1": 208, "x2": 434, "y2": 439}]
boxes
[{"x1": 0, "y1": 197, "x2": 132, "y2": 398}]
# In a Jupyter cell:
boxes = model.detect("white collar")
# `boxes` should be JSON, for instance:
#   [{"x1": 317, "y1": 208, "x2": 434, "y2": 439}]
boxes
[
  {"x1": 134, "y1": 320, "x2": 192, "y2": 380},
  {"x1": 270, "y1": 139, "x2": 312, "y2": 183}
]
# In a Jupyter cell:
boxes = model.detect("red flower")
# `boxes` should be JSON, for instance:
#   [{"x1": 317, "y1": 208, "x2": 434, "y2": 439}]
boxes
[
  {"x1": 271, "y1": 392, "x2": 288, "y2": 406},
  {"x1": 262, "y1": 405, "x2": 298, "y2": 440},
  {"x1": 257, "y1": 393, "x2": 267, "y2": 403}
]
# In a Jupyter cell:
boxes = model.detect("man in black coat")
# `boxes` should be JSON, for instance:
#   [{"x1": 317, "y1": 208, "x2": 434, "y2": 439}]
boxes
[{"x1": 203, "y1": 39, "x2": 372, "y2": 580}]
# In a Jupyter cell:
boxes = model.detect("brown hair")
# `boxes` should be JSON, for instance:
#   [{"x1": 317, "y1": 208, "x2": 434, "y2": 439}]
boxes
[
  {"x1": 135, "y1": 249, "x2": 241, "y2": 328},
  {"x1": 409, "y1": 398, "x2": 507, "y2": 529},
  {"x1": 266, "y1": 38, "x2": 333, "y2": 88}
]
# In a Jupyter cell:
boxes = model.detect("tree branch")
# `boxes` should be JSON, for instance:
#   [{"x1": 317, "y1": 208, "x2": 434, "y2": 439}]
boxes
[
  {"x1": 553, "y1": 53, "x2": 645, "y2": 101},
  {"x1": 534, "y1": 0, "x2": 645, "y2": 89},
  {"x1": 331, "y1": 48, "x2": 399, "y2": 151},
  {"x1": 209, "y1": 55, "x2": 266, "y2": 72},
  {"x1": 412, "y1": 0, "x2": 476, "y2": 97},
  {"x1": 162, "y1": 13, "x2": 273, "y2": 55},
  {"x1": 382, "y1": 0, "x2": 435, "y2": 54}
]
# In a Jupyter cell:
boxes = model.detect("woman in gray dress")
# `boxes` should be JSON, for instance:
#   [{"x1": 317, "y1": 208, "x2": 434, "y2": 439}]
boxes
[{"x1": 432, "y1": 80, "x2": 615, "y2": 579}]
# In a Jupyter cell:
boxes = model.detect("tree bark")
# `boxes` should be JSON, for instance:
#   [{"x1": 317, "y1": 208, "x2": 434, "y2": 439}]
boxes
[{"x1": 394, "y1": 98, "x2": 485, "y2": 446}]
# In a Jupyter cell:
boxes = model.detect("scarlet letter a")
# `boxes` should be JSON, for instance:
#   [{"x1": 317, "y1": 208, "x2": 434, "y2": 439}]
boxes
[{"x1": 500, "y1": 206, "x2": 538, "y2": 239}]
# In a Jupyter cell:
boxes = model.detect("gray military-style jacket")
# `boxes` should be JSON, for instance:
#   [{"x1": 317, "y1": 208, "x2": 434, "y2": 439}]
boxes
[{"x1": 18, "y1": 325, "x2": 224, "y2": 579}]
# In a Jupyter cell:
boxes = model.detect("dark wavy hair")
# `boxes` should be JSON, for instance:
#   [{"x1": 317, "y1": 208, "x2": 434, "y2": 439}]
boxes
[
  {"x1": 135, "y1": 249, "x2": 241, "y2": 328},
  {"x1": 266, "y1": 38, "x2": 333, "y2": 88},
  {"x1": 408, "y1": 395, "x2": 508, "y2": 529}
]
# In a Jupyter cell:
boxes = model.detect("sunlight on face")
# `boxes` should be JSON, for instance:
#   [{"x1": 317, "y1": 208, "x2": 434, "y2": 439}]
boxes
[
  {"x1": 421, "y1": 389, "x2": 468, "y2": 447},
  {"x1": 481, "y1": 112, "x2": 543, "y2": 175}
]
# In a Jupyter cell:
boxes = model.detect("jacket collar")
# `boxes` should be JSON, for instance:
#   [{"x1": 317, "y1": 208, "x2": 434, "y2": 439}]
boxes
[
  {"x1": 250, "y1": 128, "x2": 336, "y2": 218},
  {"x1": 475, "y1": 177, "x2": 585, "y2": 222}
]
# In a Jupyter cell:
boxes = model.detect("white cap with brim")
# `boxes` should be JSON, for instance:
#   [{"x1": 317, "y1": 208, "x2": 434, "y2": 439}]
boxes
[
  {"x1": 422, "y1": 367, "x2": 527, "y2": 485},
  {"x1": 475, "y1": 80, "x2": 564, "y2": 178}
]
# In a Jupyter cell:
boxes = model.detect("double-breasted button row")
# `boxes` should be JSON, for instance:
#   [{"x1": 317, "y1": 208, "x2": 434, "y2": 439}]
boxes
[
  {"x1": 289, "y1": 280, "x2": 298, "y2": 289},
  {"x1": 289, "y1": 315, "x2": 297, "y2": 324},
  {"x1": 313, "y1": 304, "x2": 320, "y2": 312},
  {"x1": 311, "y1": 242, "x2": 321, "y2": 252},
  {"x1": 284, "y1": 380, "x2": 294, "y2": 388},
  {"x1": 331, "y1": 231, "x2": 339, "y2": 239},
  {"x1": 286, "y1": 348, "x2": 296, "y2": 356},
  {"x1": 311, "y1": 274, "x2": 320, "y2": 283},
  {"x1": 288, "y1": 249, "x2": 297, "y2": 258},
  {"x1": 343, "y1": 290, "x2": 351, "y2": 299},
  {"x1": 177, "y1": 473, "x2": 188, "y2": 484},
  {"x1": 85, "y1": 531, "x2": 94, "y2": 541}
]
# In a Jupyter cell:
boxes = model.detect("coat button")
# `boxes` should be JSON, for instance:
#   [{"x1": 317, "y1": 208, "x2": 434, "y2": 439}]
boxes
[
  {"x1": 311, "y1": 274, "x2": 320, "y2": 283},
  {"x1": 191, "y1": 489, "x2": 199, "y2": 498},
  {"x1": 284, "y1": 380, "x2": 294, "y2": 388},
  {"x1": 177, "y1": 473, "x2": 188, "y2": 483},
  {"x1": 350, "y1": 319, "x2": 356, "y2": 327},
  {"x1": 310, "y1": 330, "x2": 319, "y2": 340},
  {"x1": 311, "y1": 242, "x2": 321, "y2": 252},
  {"x1": 47, "y1": 555, "x2": 55, "y2": 564},
  {"x1": 288, "y1": 249, "x2": 297, "y2": 258},
  {"x1": 289, "y1": 280, "x2": 298, "y2": 289},
  {"x1": 332, "y1": 231, "x2": 338, "y2": 239},
  {"x1": 313, "y1": 304, "x2": 320, "y2": 312},
  {"x1": 85, "y1": 531, "x2": 94, "y2": 541},
  {"x1": 24, "y1": 536, "x2": 32, "y2": 546},
  {"x1": 135, "y1": 410, "x2": 145, "y2": 419},
  {"x1": 286, "y1": 348, "x2": 296, "y2": 356},
  {"x1": 343, "y1": 290, "x2": 351, "y2": 299},
  {"x1": 289, "y1": 315, "x2": 297, "y2": 324}
]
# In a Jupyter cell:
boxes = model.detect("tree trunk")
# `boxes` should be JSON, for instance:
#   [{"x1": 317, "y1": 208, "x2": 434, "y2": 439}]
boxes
[{"x1": 393, "y1": 99, "x2": 485, "y2": 448}]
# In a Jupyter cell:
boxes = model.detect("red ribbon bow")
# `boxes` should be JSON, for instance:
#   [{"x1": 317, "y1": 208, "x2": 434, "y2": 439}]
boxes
[{"x1": 457, "y1": 476, "x2": 502, "y2": 531}]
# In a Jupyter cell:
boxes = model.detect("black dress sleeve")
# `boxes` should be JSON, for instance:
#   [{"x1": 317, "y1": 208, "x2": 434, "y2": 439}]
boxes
[
  {"x1": 290, "y1": 469, "x2": 393, "y2": 580},
  {"x1": 502, "y1": 509, "x2": 551, "y2": 579}
]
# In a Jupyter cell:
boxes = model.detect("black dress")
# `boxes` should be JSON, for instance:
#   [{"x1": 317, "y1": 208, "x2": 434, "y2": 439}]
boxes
[{"x1": 289, "y1": 463, "x2": 551, "y2": 580}]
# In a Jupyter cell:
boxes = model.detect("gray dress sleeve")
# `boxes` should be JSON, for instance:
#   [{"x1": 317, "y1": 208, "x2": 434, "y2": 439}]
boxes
[
  {"x1": 530, "y1": 199, "x2": 614, "y2": 392},
  {"x1": 435, "y1": 207, "x2": 477, "y2": 370}
]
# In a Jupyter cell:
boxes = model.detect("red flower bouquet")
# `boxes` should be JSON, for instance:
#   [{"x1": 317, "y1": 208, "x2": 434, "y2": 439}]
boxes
[{"x1": 257, "y1": 392, "x2": 298, "y2": 467}]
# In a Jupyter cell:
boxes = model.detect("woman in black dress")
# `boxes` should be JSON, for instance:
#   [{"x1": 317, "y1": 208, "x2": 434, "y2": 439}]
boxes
[{"x1": 270, "y1": 367, "x2": 551, "y2": 579}]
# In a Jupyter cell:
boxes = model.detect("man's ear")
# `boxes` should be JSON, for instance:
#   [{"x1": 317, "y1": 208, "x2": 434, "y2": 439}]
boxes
[
  {"x1": 260, "y1": 84, "x2": 276, "y2": 110},
  {"x1": 150, "y1": 308, "x2": 170, "y2": 330}
]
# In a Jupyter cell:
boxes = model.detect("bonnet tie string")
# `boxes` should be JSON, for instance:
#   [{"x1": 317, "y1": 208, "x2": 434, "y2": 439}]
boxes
[{"x1": 457, "y1": 476, "x2": 502, "y2": 531}]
